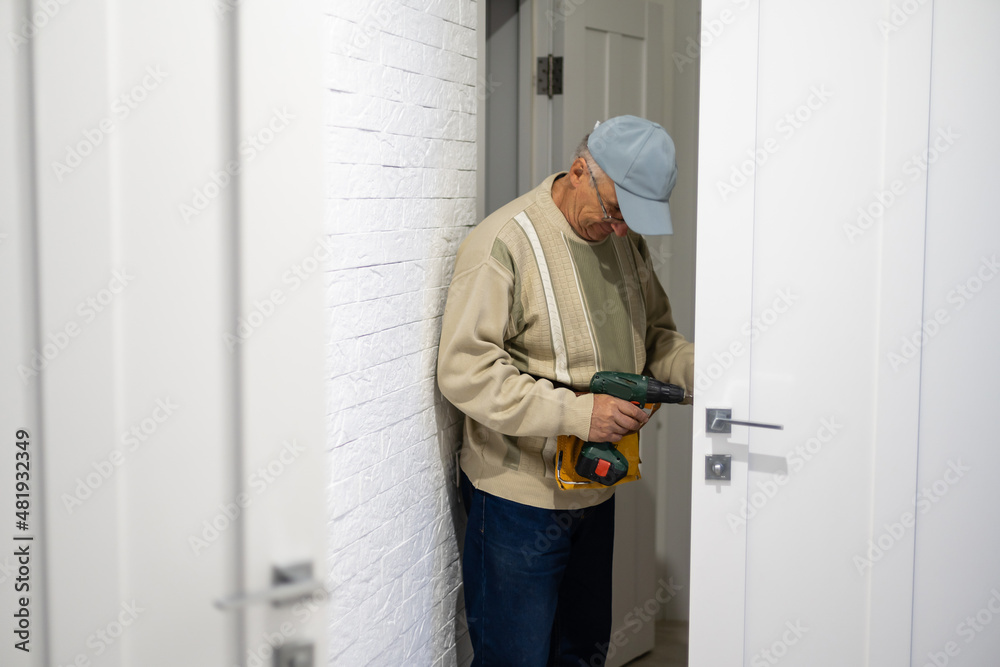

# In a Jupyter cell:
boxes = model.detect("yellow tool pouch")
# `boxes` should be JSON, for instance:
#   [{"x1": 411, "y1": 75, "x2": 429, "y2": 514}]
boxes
[{"x1": 554, "y1": 403, "x2": 659, "y2": 491}]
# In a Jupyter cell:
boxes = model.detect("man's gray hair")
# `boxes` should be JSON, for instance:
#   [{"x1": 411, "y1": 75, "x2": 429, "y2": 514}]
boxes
[{"x1": 572, "y1": 132, "x2": 607, "y2": 180}]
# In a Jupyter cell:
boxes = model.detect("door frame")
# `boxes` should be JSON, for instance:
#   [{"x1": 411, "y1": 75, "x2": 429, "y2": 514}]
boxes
[{"x1": 476, "y1": 0, "x2": 534, "y2": 221}]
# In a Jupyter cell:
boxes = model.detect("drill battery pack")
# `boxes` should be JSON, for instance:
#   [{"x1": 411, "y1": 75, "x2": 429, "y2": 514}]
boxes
[{"x1": 574, "y1": 442, "x2": 629, "y2": 486}]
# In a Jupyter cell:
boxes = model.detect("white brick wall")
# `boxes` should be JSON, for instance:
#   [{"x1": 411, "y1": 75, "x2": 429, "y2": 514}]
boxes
[{"x1": 322, "y1": 1, "x2": 476, "y2": 665}]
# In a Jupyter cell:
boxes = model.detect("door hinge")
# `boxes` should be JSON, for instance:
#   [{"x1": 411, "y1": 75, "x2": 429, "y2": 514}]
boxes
[{"x1": 536, "y1": 54, "x2": 563, "y2": 98}]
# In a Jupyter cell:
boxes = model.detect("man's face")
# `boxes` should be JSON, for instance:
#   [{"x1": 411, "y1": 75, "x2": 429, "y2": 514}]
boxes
[{"x1": 573, "y1": 161, "x2": 630, "y2": 242}]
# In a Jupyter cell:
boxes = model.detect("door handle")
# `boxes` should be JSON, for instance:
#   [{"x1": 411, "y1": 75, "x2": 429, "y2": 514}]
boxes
[
  {"x1": 214, "y1": 562, "x2": 325, "y2": 610},
  {"x1": 706, "y1": 408, "x2": 784, "y2": 434}
]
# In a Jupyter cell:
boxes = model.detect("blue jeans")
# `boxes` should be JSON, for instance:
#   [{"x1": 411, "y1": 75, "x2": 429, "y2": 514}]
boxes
[{"x1": 460, "y1": 471, "x2": 615, "y2": 667}]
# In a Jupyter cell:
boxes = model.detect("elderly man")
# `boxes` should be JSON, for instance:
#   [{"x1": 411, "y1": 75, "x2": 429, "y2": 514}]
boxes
[{"x1": 437, "y1": 115, "x2": 693, "y2": 666}]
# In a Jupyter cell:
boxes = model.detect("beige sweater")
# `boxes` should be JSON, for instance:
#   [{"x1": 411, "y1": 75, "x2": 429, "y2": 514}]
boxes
[{"x1": 437, "y1": 173, "x2": 694, "y2": 509}]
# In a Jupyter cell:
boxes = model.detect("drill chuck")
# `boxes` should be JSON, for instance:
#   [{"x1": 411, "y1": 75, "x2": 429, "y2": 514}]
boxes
[{"x1": 644, "y1": 379, "x2": 686, "y2": 404}]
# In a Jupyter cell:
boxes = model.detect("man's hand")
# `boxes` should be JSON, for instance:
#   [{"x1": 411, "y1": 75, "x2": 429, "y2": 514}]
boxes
[{"x1": 588, "y1": 394, "x2": 649, "y2": 442}]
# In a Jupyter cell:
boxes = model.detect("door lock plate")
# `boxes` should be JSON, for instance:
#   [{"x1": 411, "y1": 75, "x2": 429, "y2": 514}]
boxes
[
  {"x1": 705, "y1": 454, "x2": 731, "y2": 481},
  {"x1": 275, "y1": 641, "x2": 313, "y2": 667}
]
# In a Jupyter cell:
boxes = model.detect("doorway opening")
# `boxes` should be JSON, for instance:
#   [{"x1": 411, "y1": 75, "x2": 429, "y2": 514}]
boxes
[{"x1": 476, "y1": 1, "x2": 701, "y2": 664}]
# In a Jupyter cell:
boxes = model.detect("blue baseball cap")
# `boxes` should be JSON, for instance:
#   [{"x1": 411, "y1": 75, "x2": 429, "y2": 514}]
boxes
[{"x1": 587, "y1": 115, "x2": 678, "y2": 235}]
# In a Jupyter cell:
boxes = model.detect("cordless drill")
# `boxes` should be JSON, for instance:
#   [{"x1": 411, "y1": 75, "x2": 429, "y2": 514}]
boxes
[{"x1": 575, "y1": 371, "x2": 688, "y2": 486}]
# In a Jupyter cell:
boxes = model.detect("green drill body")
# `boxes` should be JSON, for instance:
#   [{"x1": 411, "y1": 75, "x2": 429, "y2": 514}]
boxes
[{"x1": 574, "y1": 371, "x2": 687, "y2": 486}]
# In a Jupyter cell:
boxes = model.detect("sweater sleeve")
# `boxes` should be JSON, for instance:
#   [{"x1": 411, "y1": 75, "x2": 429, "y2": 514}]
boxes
[
  {"x1": 436, "y1": 255, "x2": 595, "y2": 440},
  {"x1": 639, "y1": 243, "x2": 695, "y2": 401}
]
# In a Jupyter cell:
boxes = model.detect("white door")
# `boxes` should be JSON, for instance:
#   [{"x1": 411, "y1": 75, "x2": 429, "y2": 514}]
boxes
[
  {"x1": 0, "y1": 2, "x2": 328, "y2": 666},
  {"x1": 690, "y1": 1, "x2": 1000, "y2": 665},
  {"x1": 546, "y1": 1, "x2": 671, "y2": 664}
]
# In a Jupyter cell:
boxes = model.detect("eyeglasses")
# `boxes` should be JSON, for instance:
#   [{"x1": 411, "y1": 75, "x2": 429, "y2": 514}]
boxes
[{"x1": 585, "y1": 161, "x2": 626, "y2": 224}]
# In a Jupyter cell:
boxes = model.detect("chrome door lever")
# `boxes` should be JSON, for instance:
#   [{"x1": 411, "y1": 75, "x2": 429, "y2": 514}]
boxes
[
  {"x1": 214, "y1": 562, "x2": 325, "y2": 610},
  {"x1": 706, "y1": 408, "x2": 784, "y2": 434}
]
